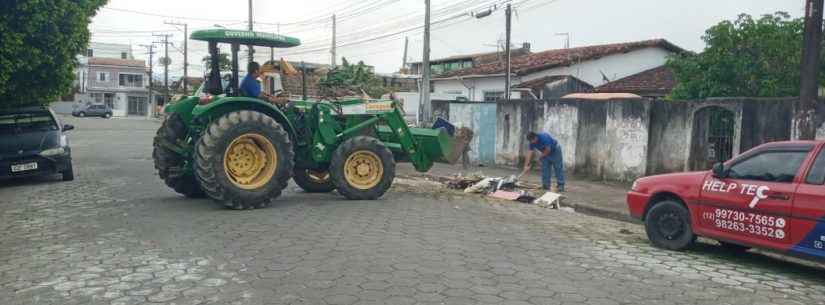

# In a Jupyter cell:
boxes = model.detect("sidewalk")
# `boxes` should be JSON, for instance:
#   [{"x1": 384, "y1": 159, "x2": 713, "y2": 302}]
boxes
[{"x1": 397, "y1": 162, "x2": 638, "y2": 223}]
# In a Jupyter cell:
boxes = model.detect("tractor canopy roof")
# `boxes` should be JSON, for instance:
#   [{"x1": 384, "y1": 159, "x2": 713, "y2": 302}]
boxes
[{"x1": 190, "y1": 29, "x2": 301, "y2": 48}]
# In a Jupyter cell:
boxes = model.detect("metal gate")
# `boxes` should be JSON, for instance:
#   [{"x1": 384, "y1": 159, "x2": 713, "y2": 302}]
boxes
[{"x1": 707, "y1": 107, "x2": 734, "y2": 163}]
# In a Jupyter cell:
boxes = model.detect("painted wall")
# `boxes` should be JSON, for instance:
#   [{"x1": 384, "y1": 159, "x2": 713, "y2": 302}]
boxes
[
  {"x1": 603, "y1": 100, "x2": 650, "y2": 181},
  {"x1": 448, "y1": 102, "x2": 497, "y2": 165},
  {"x1": 540, "y1": 101, "x2": 579, "y2": 170},
  {"x1": 646, "y1": 101, "x2": 691, "y2": 175},
  {"x1": 495, "y1": 100, "x2": 541, "y2": 166}
]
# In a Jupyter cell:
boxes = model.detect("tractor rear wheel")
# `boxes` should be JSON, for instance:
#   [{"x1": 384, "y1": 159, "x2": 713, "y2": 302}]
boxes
[
  {"x1": 153, "y1": 113, "x2": 204, "y2": 198},
  {"x1": 330, "y1": 136, "x2": 395, "y2": 200},
  {"x1": 293, "y1": 168, "x2": 336, "y2": 193},
  {"x1": 194, "y1": 110, "x2": 294, "y2": 209}
]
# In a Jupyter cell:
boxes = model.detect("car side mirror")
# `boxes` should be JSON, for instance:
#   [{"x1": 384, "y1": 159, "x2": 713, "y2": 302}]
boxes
[
  {"x1": 712, "y1": 162, "x2": 727, "y2": 178},
  {"x1": 63, "y1": 124, "x2": 74, "y2": 132}
]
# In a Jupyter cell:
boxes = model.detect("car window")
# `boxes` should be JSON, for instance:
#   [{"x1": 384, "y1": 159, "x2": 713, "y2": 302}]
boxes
[
  {"x1": 0, "y1": 111, "x2": 58, "y2": 135},
  {"x1": 728, "y1": 151, "x2": 808, "y2": 183},
  {"x1": 806, "y1": 149, "x2": 825, "y2": 185}
]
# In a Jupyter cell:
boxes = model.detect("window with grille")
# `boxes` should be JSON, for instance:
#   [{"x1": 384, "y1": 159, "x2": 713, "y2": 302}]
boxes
[{"x1": 119, "y1": 74, "x2": 143, "y2": 88}]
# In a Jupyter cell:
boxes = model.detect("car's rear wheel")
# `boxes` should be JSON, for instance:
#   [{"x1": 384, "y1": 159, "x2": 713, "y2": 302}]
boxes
[
  {"x1": 78, "y1": 112, "x2": 86, "y2": 117},
  {"x1": 293, "y1": 168, "x2": 336, "y2": 193},
  {"x1": 645, "y1": 200, "x2": 696, "y2": 250},
  {"x1": 103, "y1": 113, "x2": 111, "y2": 119}
]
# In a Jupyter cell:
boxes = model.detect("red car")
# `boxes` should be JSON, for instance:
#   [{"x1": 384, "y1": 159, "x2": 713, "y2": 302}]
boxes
[{"x1": 627, "y1": 141, "x2": 825, "y2": 260}]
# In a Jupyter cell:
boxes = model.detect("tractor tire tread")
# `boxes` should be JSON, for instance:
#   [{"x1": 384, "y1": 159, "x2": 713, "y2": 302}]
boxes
[{"x1": 194, "y1": 110, "x2": 293, "y2": 209}]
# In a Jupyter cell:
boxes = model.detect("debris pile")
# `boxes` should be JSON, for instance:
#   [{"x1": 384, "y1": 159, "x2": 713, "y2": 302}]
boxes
[{"x1": 440, "y1": 172, "x2": 563, "y2": 209}]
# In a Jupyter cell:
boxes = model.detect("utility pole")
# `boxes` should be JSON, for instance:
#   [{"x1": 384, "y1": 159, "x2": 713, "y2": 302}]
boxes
[
  {"x1": 504, "y1": 3, "x2": 512, "y2": 101},
  {"x1": 153, "y1": 34, "x2": 172, "y2": 113},
  {"x1": 139, "y1": 44, "x2": 155, "y2": 118},
  {"x1": 248, "y1": 0, "x2": 254, "y2": 64},
  {"x1": 420, "y1": 0, "x2": 432, "y2": 125},
  {"x1": 165, "y1": 21, "x2": 188, "y2": 94},
  {"x1": 798, "y1": 0, "x2": 824, "y2": 140},
  {"x1": 556, "y1": 32, "x2": 570, "y2": 49},
  {"x1": 402, "y1": 36, "x2": 409, "y2": 72},
  {"x1": 331, "y1": 14, "x2": 337, "y2": 67}
]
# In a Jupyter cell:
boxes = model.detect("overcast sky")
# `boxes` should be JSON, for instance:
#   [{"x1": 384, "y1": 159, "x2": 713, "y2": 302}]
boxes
[{"x1": 89, "y1": 0, "x2": 805, "y2": 79}]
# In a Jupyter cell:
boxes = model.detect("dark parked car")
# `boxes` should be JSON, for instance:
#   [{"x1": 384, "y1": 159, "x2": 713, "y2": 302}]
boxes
[
  {"x1": 0, "y1": 106, "x2": 74, "y2": 181},
  {"x1": 72, "y1": 104, "x2": 112, "y2": 118}
]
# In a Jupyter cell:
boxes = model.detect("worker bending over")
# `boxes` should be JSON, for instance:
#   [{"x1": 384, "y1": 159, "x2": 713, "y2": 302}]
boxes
[{"x1": 521, "y1": 131, "x2": 565, "y2": 192}]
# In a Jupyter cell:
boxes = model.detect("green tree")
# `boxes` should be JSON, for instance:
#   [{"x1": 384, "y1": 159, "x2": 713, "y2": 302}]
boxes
[
  {"x1": 667, "y1": 12, "x2": 825, "y2": 99},
  {"x1": 202, "y1": 53, "x2": 232, "y2": 71},
  {"x1": 319, "y1": 58, "x2": 389, "y2": 98},
  {"x1": 0, "y1": 0, "x2": 107, "y2": 107}
]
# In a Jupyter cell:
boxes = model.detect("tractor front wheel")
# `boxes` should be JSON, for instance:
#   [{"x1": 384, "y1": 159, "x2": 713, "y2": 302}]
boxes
[
  {"x1": 330, "y1": 136, "x2": 395, "y2": 200},
  {"x1": 194, "y1": 110, "x2": 294, "y2": 209},
  {"x1": 293, "y1": 168, "x2": 336, "y2": 193}
]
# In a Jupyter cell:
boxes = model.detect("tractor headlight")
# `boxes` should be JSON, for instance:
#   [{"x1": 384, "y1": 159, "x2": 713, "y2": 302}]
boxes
[{"x1": 631, "y1": 180, "x2": 640, "y2": 192}]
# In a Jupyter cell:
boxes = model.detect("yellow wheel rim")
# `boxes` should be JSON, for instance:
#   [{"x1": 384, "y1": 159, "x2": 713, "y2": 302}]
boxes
[
  {"x1": 223, "y1": 133, "x2": 278, "y2": 190},
  {"x1": 343, "y1": 150, "x2": 383, "y2": 190}
]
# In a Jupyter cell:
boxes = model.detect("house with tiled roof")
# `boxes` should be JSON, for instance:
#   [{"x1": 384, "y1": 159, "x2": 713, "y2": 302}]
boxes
[
  {"x1": 594, "y1": 65, "x2": 675, "y2": 97},
  {"x1": 430, "y1": 39, "x2": 686, "y2": 101}
]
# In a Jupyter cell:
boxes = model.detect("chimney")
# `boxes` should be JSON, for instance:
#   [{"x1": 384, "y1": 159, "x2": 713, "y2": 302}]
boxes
[{"x1": 522, "y1": 42, "x2": 531, "y2": 52}]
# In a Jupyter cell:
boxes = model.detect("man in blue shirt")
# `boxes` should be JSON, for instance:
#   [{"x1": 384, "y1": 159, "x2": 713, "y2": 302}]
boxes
[
  {"x1": 521, "y1": 131, "x2": 565, "y2": 192},
  {"x1": 240, "y1": 62, "x2": 285, "y2": 104}
]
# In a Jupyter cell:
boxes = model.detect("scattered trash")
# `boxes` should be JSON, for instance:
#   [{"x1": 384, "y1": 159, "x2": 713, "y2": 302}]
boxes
[
  {"x1": 488, "y1": 190, "x2": 522, "y2": 201},
  {"x1": 559, "y1": 206, "x2": 576, "y2": 213},
  {"x1": 464, "y1": 177, "x2": 496, "y2": 193},
  {"x1": 534, "y1": 192, "x2": 562, "y2": 209}
]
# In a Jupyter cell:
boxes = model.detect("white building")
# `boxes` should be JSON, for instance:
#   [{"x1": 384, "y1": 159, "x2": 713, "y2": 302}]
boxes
[
  {"x1": 69, "y1": 42, "x2": 150, "y2": 117},
  {"x1": 431, "y1": 39, "x2": 686, "y2": 101}
]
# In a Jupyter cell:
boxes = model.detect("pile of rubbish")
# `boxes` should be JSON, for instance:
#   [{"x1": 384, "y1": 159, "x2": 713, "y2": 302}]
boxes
[{"x1": 442, "y1": 172, "x2": 562, "y2": 209}]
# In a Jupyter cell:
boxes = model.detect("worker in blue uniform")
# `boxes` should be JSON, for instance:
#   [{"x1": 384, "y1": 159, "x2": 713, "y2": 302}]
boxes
[{"x1": 521, "y1": 131, "x2": 565, "y2": 192}]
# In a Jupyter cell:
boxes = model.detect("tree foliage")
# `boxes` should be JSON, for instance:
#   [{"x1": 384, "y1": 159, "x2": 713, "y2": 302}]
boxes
[
  {"x1": 319, "y1": 58, "x2": 389, "y2": 98},
  {"x1": 202, "y1": 53, "x2": 232, "y2": 71},
  {"x1": 0, "y1": 0, "x2": 106, "y2": 107},
  {"x1": 667, "y1": 12, "x2": 825, "y2": 99}
]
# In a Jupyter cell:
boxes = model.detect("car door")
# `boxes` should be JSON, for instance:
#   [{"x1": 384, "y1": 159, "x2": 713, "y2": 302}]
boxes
[
  {"x1": 790, "y1": 145, "x2": 825, "y2": 259},
  {"x1": 697, "y1": 148, "x2": 809, "y2": 250},
  {"x1": 92, "y1": 105, "x2": 103, "y2": 116}
]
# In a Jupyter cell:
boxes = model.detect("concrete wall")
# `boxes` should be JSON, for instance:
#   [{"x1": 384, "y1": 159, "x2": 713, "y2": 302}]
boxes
[
  {"x1": 495, "y1": 100, "x2": 540, "y2": 166},
  {"x1": 445, "y1": 97, "x2": 815, "y2": 181},
  {"x1": 646, "y1": 101, "x2": 691, "y2": 175},
  {"x1": 444, "y1": 102, "x2": 498, "y2": 165},
  {"x1": 604, "y1": 100, "x2": 650, "y2": 181},
  {"x1": 540, "y1": 101, "x2": 579, "y2": 170}
]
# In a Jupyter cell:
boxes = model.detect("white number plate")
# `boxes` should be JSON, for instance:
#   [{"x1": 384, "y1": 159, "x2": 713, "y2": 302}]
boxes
[{"x1": 11, "y1": 162, "x2": 38, "y2": 173}]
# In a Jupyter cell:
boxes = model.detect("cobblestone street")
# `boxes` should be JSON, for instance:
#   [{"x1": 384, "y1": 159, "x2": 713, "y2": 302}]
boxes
[{"x1": 1, "y1": 117, "x2": 824, "y2": 305}]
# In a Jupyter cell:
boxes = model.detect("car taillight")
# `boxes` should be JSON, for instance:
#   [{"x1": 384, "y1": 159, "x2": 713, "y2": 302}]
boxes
[{"x1": 199, "y1": 95, "x2": 214, "y2": 105}]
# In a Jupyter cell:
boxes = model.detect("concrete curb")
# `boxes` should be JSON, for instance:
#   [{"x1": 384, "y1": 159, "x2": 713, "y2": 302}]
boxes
[{"x1": 407, "y1": 172, "x2": 640, "y2": 224}]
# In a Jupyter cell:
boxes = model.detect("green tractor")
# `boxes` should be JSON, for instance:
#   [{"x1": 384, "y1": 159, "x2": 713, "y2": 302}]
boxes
[{"x1": 153, "y1": 29, "x2": 463, "y2": 209}]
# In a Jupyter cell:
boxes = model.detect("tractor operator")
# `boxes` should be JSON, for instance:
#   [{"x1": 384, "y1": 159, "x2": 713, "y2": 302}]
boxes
[
  {"x1": 520, "y1": 131, "x2": 565, "y2": 192},
  {"x1": 240, "y1": 61, "x2": 287, "y2": 105}
]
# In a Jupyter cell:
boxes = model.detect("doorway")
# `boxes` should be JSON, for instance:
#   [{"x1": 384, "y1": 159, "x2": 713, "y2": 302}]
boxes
[{"x1": 690, "y1": 106, "x2": 735, "y2": 170}]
